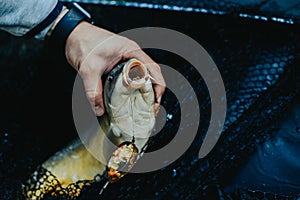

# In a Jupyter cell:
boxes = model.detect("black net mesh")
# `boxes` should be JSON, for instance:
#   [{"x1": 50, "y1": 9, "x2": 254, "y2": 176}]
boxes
[
  {"x1": 0, "y1": 3, "x2": 299, "y2": 200},
  {"x1": 228, "y1": 189, "x2": 299, "y2": 200},
  {"x1": 23, "y1": 166, "x2": 93, "y2": 199}
]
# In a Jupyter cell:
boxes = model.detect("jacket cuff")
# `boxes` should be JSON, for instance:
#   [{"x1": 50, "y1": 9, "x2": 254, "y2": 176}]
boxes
[{"x1": 24, "y1": 1, "x2": 63, "y2": 40}]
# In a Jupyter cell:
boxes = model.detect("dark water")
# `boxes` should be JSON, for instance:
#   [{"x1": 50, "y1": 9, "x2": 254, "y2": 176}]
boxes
[{"x1": 0, "y1": 4, "x2": 299, "y2": 199}]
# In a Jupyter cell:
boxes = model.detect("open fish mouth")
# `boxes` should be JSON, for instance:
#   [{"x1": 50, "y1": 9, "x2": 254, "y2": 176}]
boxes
[
  {"x1": 123, "y1": 59, "x2": 149, "y2": 88},
  {"x1": 104, "y1": 58, "x2": 155, "y2": 148},
  {"x1": 22, "y1": 59, "x2": 156, "y2": 199}
]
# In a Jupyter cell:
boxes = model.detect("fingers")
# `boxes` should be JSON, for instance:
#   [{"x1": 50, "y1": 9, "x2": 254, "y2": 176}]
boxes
[
  {"x1": 124, "y1": 48, "x2": 166, "y2": 111},
  {"x1": 80, "y1": 61, "x2": 105, "y2": 116},
  {"x1": 84, "y1": 81, "x2": 105, "y2": 116},
  {"x1": 153, "y1": 84, "x2": 165, "y2": 111},
  {"x1": 71, "y1": 32, "x2": 166, "y2": 116}
]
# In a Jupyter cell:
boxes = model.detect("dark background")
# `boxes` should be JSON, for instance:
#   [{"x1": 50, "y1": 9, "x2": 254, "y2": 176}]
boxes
[{"x1": 0, "y1": 1, "x2": 299, "y2": 199}]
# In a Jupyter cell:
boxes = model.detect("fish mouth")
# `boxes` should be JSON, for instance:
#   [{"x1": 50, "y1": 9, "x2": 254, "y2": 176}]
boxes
[{"x1": 122, "y1": 59, "x2": 148, "y2": 89}]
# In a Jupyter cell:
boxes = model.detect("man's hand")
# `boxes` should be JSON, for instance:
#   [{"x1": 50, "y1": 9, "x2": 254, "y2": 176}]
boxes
[{"x1": 65, "y1": 22, "x2": 165, "y2": 116}]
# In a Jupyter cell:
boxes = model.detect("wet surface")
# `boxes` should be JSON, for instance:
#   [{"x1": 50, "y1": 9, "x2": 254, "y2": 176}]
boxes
[
  {"x1": 62, "y1": 0, "x2": 300, "y2": 24},
  {"x1": 0, "y1": 3, "x2": 299, "y2": 200}
]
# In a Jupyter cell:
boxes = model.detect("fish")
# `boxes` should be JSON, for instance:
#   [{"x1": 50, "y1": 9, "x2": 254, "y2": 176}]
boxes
[{"x1": 23, "y1": 58, "x2": 156, "y2": 199}]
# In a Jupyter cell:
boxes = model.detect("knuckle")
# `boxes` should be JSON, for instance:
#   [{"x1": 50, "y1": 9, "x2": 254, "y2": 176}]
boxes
[
  {"x1": 86, "y1": 91, "x2": 96, "y2": 101},
  {"x1": 155, "y1": 64, "x2": 162, "y2": 71},
  {"x1": 119, "y1": 37, "x2": 140, "y2": 50},
  {"x1": 127, "y1": 39, "x2": 140, "y2": 49},
  {"x1": 86, "y1": 91, "x2": 102, "y2": 104},
  {"x1": 79, "y1": 64, "x2": 98, "y2": 77},
  {"x1": 78, "y1": 64, "x2": 90, "y2": 76}
]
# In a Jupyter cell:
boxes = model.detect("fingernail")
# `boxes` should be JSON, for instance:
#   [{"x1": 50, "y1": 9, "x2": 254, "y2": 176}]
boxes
[
  {"x1": 95, "y1": 106, "x2": 104, "y2": 116},
  {"x1": 155, "y1": 96, "x2": 162, "y2": 104},
  {"x1": 154, "y1": 103, "x2": 160, "y2": 116}
]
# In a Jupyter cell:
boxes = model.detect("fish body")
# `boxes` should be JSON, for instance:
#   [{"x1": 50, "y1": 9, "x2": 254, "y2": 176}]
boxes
[{"x1": 23, "y1": 59, "x2": 155, "y2": 198}]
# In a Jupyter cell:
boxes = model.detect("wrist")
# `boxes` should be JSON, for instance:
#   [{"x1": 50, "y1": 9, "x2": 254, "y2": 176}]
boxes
[
  {"x1": 49, "y1": 3, "x2": 92, "y2": 49},
  {"x1": 65, "y1": 22, "x2": 94, "y2": 70}
]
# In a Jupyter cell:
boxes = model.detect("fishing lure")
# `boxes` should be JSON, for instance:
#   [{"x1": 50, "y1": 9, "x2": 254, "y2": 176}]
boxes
[{"x1": 107, "y1": 141, "x2": 139, "y2": 183}]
